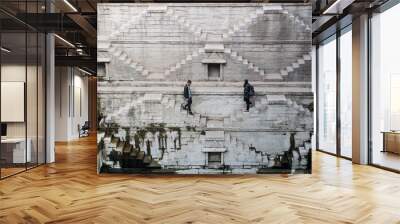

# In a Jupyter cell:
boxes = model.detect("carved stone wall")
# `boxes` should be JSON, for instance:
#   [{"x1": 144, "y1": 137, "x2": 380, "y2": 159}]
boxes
[{"x1": 97, "y1": 3, "x2": 313, "y2": 174}]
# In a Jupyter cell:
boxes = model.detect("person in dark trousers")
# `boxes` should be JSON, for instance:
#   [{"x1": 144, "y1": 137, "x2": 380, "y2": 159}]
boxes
[
  {"x1": 243, "y1": 79, "x2": 254, "y2": 112},
  {"x1": 183, "y1": 80, "x2": 193, "y2": 115}
]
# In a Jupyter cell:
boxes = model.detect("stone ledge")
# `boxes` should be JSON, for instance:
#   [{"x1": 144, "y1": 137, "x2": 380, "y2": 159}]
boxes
[
  {"x1": 205, "y1": 131, "x2": 225, "y2": 140},
  {"x1": 97, "y1": 81, "x2": 312, "y2": 88},
  {"x1": 202, "y1": 147, "x2": 227, "y2": 152},
  {"x1": 97, "y1": 86, "x2": 313, "y2": 96}
]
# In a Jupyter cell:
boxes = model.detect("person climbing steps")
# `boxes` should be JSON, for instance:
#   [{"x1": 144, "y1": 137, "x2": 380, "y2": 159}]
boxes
[
  {"x1": 243, "y1": 79, "x2": 255, "y2": 112},
  {"x1": 183, "y1": 80, "x2": 194, "y2": 115}
]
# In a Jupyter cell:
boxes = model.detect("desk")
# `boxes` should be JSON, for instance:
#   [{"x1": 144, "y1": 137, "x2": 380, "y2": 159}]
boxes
[
  {"x1": 382, "y1": 132, "x2": 400, "y2": 154},
  {"x1": 1, "y1": 138, "x2": 31, "y2": 163}
]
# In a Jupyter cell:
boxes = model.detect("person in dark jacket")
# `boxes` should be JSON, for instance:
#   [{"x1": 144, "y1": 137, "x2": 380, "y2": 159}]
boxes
[
  {"x1": 243, "y1": 79, "x2": 254, "y2": 112},
  {"x1": 183, "y1": 80, "x2": 193, "y2": 115}
]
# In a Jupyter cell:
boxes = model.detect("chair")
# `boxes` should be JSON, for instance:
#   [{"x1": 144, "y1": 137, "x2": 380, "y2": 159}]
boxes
[{"x1": 79, "y1": 121, "x2": 90, "y2": 138}]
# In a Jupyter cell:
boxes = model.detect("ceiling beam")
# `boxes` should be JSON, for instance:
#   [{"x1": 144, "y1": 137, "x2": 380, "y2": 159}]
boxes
[{"x1": 67, "y1": 13, "x2": 97, "y2": 46}]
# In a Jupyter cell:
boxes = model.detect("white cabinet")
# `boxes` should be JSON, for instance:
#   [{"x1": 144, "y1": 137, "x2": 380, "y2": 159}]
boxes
[{"x1": 1, "y1": 138, "x2": 32, "y2": 163}]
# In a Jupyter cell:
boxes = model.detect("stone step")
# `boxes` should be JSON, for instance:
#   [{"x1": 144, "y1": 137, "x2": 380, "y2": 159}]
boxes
[
  {"x1": 147, "y1": 160, "x2": 162, "y2": 168},
  {"x1": 265, "y1": 73, "x2": 283, "y2": 80},
  {"x1": 304, "y1": 54, "x2": 312, "y2": 60},
  {"x1": 201, "y1": 147, "x2": 227, "y2": 153},
  {"x1": 204, "y1": 140, "x2": 225, "y2": 148},
  {"x1": 205, "y1": 131, "x2": 225, "y2": 140},
  {"x1": 206, "y1": 119, "x2": 224, "y2": 128},
  {"x1": 161, "y1": 97, "x2": 169, "y2": 105},
  {"x1": 132, "y1": 64, "x2": 143, "y2": 72},
  {"x1": 263, "y1": 5, "x2": 283, "y2": 11},
  {"x1": 267, "y1": 95, "x2": 287, "y2": 105},
  {"x1": 260, "y1": 98, "x2": 268, "y2": 105},
  {"x1": 142, "y1": 70, "x2": 149, "y2": 76}
]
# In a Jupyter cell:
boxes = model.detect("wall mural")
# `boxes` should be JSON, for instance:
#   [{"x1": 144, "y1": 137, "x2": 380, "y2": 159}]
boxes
[{"x1": 97, "y1": 3, "x2": 313, "y2": 174}]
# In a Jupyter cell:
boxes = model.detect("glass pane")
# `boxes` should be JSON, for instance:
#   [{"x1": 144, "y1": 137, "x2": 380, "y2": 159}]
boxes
[
  {"x1": 38, "y1": 32, "x2": 45, "y2": 165},
  {"x1": 371, "y1": 4, "x2": 400, "y2": 171},
  {"x1": 340, "y1": 29, "x2": 352, "y2": 158},
  {"x1": 27, "y1": 30, "x2": 38, "y2": 169},
  {"x1": 318, "y1": 36, "x2": 337, "y2": 154},
  {"x1": 1, "y1": 30, "x2": 27, "y2": 177}
]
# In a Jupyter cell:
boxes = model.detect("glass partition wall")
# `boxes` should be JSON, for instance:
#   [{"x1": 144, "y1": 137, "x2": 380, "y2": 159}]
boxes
[
  {"x1": 370, "y1": 3, "x2": 400, "y2": 171},
  {"x1": 317, "y1": 35, "x2": 337, "y2": 155},
  {"x1": 339, "y1": 27, "x2": 352, "y2": 159},
  {"x1": 316, "y1": 26, "x2": 352, "y2": 159},
  {"x1": 0, "y1": 3, "x2": 46, "y2": 179}
]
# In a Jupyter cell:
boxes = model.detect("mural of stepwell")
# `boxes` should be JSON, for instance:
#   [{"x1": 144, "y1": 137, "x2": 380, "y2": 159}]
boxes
[{"x1": 97, "y1": 3, "x2": 313, "y2": 174}]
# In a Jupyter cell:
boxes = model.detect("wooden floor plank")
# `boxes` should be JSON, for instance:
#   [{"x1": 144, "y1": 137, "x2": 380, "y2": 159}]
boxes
[{"x1": 0, "y1": 135, "x2": 400, "y2": 224}]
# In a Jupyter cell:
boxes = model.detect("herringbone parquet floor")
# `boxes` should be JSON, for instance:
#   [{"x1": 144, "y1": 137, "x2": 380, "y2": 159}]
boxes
[{"x1": 1, "y1": 135, "x2": 400, "y2": 224}]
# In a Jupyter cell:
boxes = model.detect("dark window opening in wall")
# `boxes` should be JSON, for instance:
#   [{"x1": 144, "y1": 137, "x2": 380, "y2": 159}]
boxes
[
  {"x1": 208, "y1": 64, "x2": 220, "y2": 80},
  {"x1": 208, "y1": 152, "x2": 222, "y2": 165}
]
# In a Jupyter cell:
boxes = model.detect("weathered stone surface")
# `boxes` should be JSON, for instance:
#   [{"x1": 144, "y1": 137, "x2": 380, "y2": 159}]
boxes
[{"x1": 98, "y1": 3, "x2": 312, "y2": 174}]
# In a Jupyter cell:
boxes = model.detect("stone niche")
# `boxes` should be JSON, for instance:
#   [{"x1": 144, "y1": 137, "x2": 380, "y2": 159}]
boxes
[{"x1": 97, "y1": 3, "x2": 313, "y2": 174}]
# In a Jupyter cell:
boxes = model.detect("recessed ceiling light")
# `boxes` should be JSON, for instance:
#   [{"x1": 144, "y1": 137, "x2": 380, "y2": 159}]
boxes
[
  {"x1": 63, "y1": 0, "x2": 78, "y2": 12},
  {"x1": 1, "y1": 47, "x2": 11, "y2": 53},
  {"x1": 54, "y1": 34, "x2": 75, "y2": 48},
  {"x1": 78, "y1": 67, "x2": 93, "y2": 76}
]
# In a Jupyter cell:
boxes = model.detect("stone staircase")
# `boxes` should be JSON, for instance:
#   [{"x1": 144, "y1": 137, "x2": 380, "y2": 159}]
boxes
[
  {"x1": 172, "y1": 97, "x2": 204, "y2": 127},
  {"x1": 224, "y1": 5, "x2": 310, "y2": 39},
  {"x1": 108, "y1": 9, "x2": 149, "y2": 41},
  {"x1": 223, "y1": 5, "x2": 283, "y2": 39},
  {"x1": 225, "y1": 134, "x2": 267, "y2": 165},
  {"x1": 281, "y1": 7, "x2": 311, "y2": 32},
  {"x1": 280, "y1": 52, "x2": 312, "y2": 77},
  {"x1": 230, "y1": 94, "x2": 310, "y2": 122},
  {"x1": 227, "y1": 133, "x2": 311, "y2": 169},
  {"x1": 102, "y1": 134, "x2": 161, "y2": 169},
  {"x1": 202, "y1": 130, "x2": 226, "y2": 157},
  {"x1": 287, "y1": 98, "x2": 311, "y2": 115},
  {"x1": 164, "y1": 8, "x2": 205, "y2": 40},
  {"x1": 164, "y1": 47, "x2": 205, "y2": 77},
  {"x1": 298, "y1": 140, "x2": 312, "y2": 156},
  {"x1": 108, "y1": 93, "x2": 204, "y2": 127},
  {"x1": 108, "y1": 44, "x2": 150, "y2": 76},
  {"x1": 224, "y1": 48, "x2": 283, "y2": 81}
]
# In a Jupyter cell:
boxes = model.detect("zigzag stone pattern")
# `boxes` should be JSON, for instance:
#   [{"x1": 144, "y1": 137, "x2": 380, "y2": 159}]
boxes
[
  {"x1": 224, "y1": 48, "x2": 283, "y2": 81},
  {"x1": 108, "y1": 44, "x2": 150, "y2": 76},
  {"x1": 223, "y1": 5, "x2": 311, "y2": 39},
  {"x1": 224, "y1": 5, "x2": 285, "y2": 39},
  {"x1": 97, "y1": 3, "x2": 313, "y2": 174},
  {"x1": 164, "y1": 47, "x2": 205, "y2": 77},
  {"x1": 164, "y1": 7, "x2": 205, "y2": 40},
  {"x1": 107, "y1": 9, "x2": 149, "y2": 41},
  {"x1": 280, "y1": 52, "x2": 312, "y2": 77}
]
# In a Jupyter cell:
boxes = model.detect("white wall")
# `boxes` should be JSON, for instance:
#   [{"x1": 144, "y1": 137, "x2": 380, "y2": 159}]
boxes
[
  {"x1": 1, "y1": 63, "x2": 46, "y2": 164},
  {"x1": 55, "y1": 67, "x2": 89, "y2": 141},
  {"x1": 1, "y1": 65, "x2": 26, "y2": 138}
]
